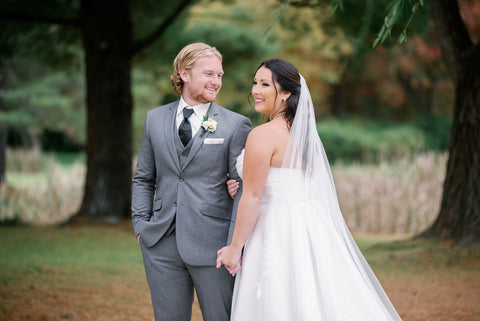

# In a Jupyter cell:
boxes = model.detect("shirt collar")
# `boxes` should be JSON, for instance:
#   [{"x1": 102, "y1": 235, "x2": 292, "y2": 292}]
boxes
[{"x1": 177, "y1": 96, "x2": 210, "y2": 118}]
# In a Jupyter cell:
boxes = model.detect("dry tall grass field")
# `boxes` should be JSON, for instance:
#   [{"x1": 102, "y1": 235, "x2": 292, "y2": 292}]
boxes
[
  {"x1": 335, "y1": 153, "x2": 446, "y2": 234},
  {"x1": 1, "y1": 151, "x2": 446, "y2": 235}
]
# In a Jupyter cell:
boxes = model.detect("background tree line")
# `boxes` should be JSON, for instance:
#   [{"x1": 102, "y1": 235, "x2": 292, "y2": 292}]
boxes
[{"x1": 0, "y1": 0, "x2": 478, "y2": 244}]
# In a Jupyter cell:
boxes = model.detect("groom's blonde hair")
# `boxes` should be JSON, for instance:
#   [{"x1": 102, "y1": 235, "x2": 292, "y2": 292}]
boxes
[{"x1": 170, "y1": 43, "x2": 223, "y2": 95}]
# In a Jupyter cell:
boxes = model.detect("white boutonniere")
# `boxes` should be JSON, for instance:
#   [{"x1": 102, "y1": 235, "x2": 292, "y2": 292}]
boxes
[{"x1": 202, "y1": 114, "x2": 218, "y2": 133}]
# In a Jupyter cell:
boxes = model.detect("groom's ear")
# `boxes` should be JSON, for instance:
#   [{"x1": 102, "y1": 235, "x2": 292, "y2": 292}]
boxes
[{"x1": 179, "y1": 68, "x2": 189, "y2": 83}]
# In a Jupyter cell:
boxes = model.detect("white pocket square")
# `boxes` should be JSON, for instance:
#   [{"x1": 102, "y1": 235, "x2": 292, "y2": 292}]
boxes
[{"x1": 204, "y1": 138, "x2": 224, "y2": 144}]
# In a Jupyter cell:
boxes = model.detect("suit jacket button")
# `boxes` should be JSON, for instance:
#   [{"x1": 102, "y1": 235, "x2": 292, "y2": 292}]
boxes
[
  {"x1": 174, "y1": 202, "x2": 177, "y2": 207},
  {"x1": 179, "y1": 177, "x2": 184, "y2": 182}
]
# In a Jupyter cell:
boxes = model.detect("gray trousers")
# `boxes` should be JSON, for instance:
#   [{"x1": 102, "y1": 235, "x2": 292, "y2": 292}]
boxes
[{"x1": 140, "y1": 232, "x2": 235, "y2": 321}]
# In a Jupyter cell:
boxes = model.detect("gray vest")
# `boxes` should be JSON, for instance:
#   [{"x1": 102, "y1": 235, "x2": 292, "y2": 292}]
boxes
[{"x1": 174, "y1": 122, "x2": 197, "y2": 168}]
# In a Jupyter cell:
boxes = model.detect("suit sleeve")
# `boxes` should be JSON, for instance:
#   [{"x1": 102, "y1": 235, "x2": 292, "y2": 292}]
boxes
[
  {"x1": 131, "y1": 110, "x2": 156, "y2": 236},
  {"x1": 227, "y1": 116, "x2": 253, "y2": 243}
]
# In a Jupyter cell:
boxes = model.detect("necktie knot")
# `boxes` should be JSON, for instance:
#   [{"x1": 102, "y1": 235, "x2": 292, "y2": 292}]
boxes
[{"x1": 183, "y1": 108, "x2": 194, "y2": 119}]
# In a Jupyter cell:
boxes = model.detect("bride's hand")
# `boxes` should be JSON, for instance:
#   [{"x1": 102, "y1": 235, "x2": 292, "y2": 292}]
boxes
[
  {"x1": 216, "y1": 246, "x2": 242, "y2": 276},
  {"x1": 226, "y1": 173, "x2": 239, "y2": 199}
]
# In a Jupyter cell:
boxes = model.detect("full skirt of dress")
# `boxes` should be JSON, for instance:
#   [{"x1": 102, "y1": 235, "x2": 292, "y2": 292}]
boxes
[{"x1": 230, "y1": 167, "x2": 401, "y2": 321}]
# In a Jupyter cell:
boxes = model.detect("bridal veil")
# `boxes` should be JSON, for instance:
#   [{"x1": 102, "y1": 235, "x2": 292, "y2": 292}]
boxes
[{"x1": 281, "y1": 75, "x2": 402, "y2": 320}]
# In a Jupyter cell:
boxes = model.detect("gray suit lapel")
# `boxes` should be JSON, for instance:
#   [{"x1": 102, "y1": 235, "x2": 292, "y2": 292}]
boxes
[
  {"x1": 165, "y1": 101, "x2": 181, "y2": 172},
  {"x1": 181, "y1": 102, "x2": 220, "y2": 171}
]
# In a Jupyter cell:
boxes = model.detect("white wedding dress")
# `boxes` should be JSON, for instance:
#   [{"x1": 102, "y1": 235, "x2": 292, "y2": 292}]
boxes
[
  {"x1": 230, "y1": 153, "x2": 402, "y2": 321},
  {"x1": 229, "y1": 74, "x2": 401, "y2": 321}
]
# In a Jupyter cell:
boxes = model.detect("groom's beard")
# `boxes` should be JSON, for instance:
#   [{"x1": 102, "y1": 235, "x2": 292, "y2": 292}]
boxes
[{"x1": 185, "y1": 86, "x2": 220, "y2": 104}]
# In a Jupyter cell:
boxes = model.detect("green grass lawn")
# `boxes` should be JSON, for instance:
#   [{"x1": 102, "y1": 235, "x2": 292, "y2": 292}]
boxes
[
  {"x1": 0, "y1": 223, "x2": 151, "y2": 321},
  {"x1": 0, "y1": 224, "x2": 142, "y2": 273},
  {"x1": 0, "y1": 224, "x2": 479, "y2": 321}
]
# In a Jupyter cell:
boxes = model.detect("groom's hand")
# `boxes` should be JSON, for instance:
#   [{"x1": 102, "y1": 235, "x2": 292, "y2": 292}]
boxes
[
  {"x1": 226, "y1": 173, "x2": 239, "y2": 199},
  {"x1": 226, "y1": 258, "x2": 242, "y2": 276}
]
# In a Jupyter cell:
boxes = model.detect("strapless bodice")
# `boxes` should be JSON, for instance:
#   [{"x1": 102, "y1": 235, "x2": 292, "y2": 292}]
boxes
[
  {"x1": 236, "y1": 150, "x2": 312, "y2": 203},
  {"x1": 261, "y1": 167, "x2": 312, "y2": 203}
]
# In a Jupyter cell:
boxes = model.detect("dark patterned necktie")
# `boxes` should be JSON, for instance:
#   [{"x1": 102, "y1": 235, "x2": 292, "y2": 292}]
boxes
[{"x1": 179, "y1": 108, "x2": 195, "y2": 146}]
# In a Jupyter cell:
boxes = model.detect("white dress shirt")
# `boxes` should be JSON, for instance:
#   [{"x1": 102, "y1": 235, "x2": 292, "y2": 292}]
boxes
[{"x1": 176, "y1": 96, "x2": 210, "y2": 136}]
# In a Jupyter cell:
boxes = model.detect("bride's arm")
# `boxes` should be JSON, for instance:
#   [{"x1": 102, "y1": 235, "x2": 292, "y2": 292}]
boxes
[{"x1": 217, "y1": 126, "x2": 274, "y2": 273}]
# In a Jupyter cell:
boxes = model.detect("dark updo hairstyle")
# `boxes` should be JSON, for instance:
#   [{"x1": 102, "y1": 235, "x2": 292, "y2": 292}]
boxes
[{"x1": 255, "y1": 59, "x2": 301, "y2": 128}]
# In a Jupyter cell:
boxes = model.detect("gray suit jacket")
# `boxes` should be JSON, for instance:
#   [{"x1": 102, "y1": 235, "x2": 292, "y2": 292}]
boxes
[{"x1": 132, "y1": 100, "x2": 252, "y2": 266}]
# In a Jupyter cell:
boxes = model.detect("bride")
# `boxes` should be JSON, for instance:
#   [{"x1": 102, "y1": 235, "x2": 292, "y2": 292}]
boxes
[{"x1": 216, "y1": 59, "x2": 402, "y2": 320}]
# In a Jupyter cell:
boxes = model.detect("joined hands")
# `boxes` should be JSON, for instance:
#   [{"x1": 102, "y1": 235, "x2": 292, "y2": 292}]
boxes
[{"x1": 216, "y1": 246, "x2": 243, "y2": 276}]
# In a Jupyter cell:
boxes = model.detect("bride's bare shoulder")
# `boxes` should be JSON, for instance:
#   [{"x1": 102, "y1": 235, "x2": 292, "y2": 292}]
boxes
[{"x1": 247, "y1": 121, "x2": 288, "y2": 144}]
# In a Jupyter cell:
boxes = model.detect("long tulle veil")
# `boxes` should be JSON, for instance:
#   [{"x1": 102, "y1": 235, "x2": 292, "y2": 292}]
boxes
[{"x1": 281, "y1": 75, "x2": 402, "y2": 320}]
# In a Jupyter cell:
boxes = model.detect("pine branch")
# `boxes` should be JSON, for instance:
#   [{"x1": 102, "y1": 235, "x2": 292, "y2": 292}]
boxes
[
  {"x1": 373, "y1": 0, "x2": 424, "y2": 47},
  {"x1": 329, "y1": 0, "x2": 344, "y2": 15},
  {"x1": 264, "y1": 0, "x2": 292, "y2": 43}
]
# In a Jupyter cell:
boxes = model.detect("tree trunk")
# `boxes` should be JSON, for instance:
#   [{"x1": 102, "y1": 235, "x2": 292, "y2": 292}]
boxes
[
  {"x1": 0, "y1": 126, "x2": 5, "y2": 184},
  {"x1": 0, "y1": 67, "x2": 6, "y2": 184},
  {"x1": 419, "y1": 0, "x2": 480, "y2": 244},
  {"x1": 75, "y1": 0, "x2": 133, "y2": 224}
]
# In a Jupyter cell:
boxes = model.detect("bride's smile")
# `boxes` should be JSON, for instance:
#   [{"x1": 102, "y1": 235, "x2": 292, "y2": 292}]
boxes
[{"x1": 252, "y1": 66, "x2": 287, "y2": 117}]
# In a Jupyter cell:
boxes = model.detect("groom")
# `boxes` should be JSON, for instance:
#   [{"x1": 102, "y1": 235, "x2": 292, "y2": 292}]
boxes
[{"x1": 131, "y1": 42, "x2": 252, "y2": 321}]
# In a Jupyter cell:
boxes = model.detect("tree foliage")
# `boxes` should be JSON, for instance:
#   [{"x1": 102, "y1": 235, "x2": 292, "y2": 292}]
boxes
[
  {"x1": 0, "y1": 1, "x2": 83, "y2": 148},
  {"x1": 0, "y1": 0, "x2": 275, "y2": 222},
  {"x1": 286, "y1": 0, "x2": 480, "y2": 244}
]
